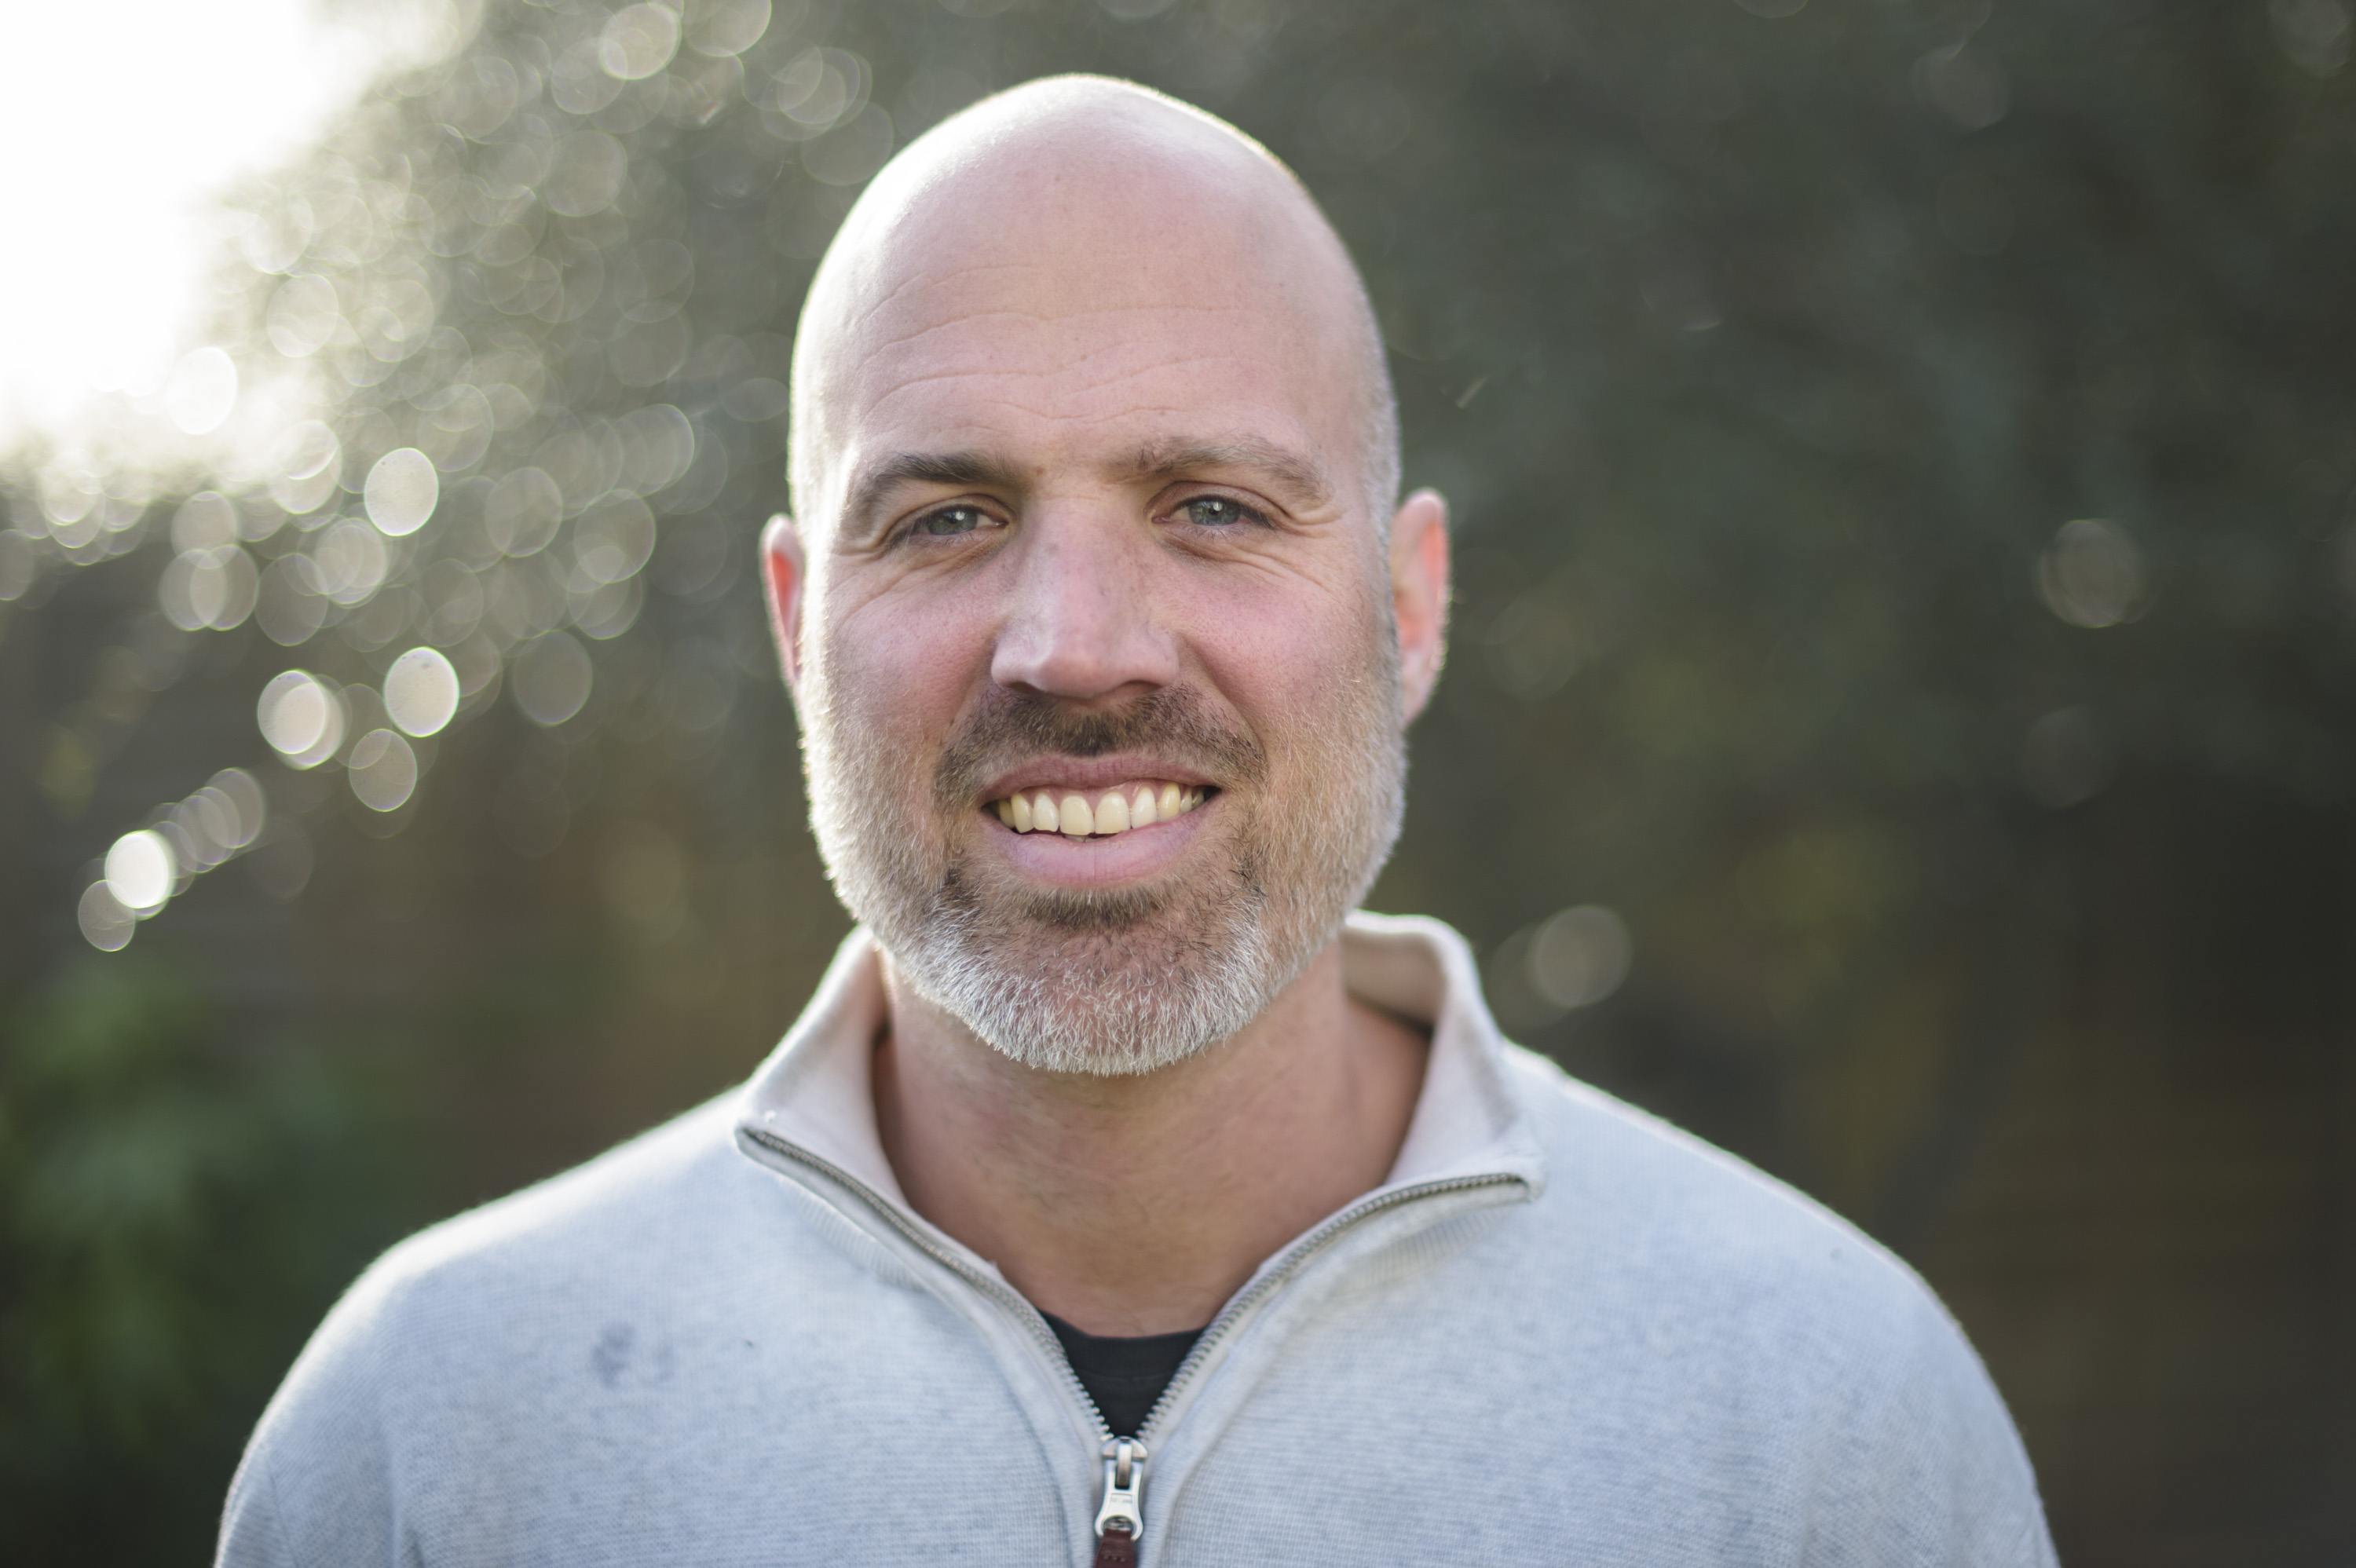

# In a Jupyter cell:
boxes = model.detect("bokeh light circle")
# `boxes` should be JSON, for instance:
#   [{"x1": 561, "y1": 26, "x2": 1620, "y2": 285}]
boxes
[
  {"x1": 2037, "y1": 518, "x2": 2148, "y2": 630},
  {"x1": 159, "y1": 545, "x2": 260, "y2": 630},
  {"x1": 687, "y1": 0, "x2": 771, "y2": 57},
  {"x1": 1527, "y1": 905, "x2": 1633, "y2": 1009},
  {"x1": 510, "y1": 631, "x2": 594, "y2": 726},
  {"x1": 78, "y1": 883, "x2": 137, "y2": 952},
  {"x1": 104, "y1": 828, "x2": 176, "y2": 912},
  {"x1": 269, "y1": 421, "x2": 343, "y2": 516},
  {"x1": 209, "y1": 768, "x2": 268, "y2": 848},
  {"x1": 486, "y1": 467, "x2": 564, "y2": 556},
  {"x1": 171, "y1": 491, "x2": 240, "y2": 552},
  {"x1": 258, "y1": 669, "x2": 346, "y2": 768},
  {"x1": 347, "y1": 729, "x2": 419, "y2": 812},
  {"x1": 384, "y1": 645, "x2": 461, "y2": 736},
  {"x1": 365, "y1": 448, "x2": 441, "y2": 537},
  {"x1": 601, "y1": 2, "x2": 681, "y2": 79}
]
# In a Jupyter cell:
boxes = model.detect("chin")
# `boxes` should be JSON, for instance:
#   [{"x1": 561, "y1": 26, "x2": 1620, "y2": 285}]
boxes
[{"x1": 887, "y1": 855, "x2": 1297, "y2": 1076}]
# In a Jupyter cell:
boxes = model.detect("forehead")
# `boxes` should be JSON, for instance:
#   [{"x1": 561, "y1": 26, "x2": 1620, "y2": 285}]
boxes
[{"x1": 812, "y1": 155, "x2": 1357, "y2": 503}]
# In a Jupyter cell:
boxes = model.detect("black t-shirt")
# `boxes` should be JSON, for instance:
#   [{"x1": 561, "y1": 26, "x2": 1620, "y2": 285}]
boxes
[{"x1": 1041, "y1": 1311, "x2": 1205, "y2": 1438}]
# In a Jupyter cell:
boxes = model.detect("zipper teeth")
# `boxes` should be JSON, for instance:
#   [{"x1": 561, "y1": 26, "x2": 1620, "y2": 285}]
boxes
[
  {"x1": 1131, "y1": 1171, "x2": 1521, "y2": 1442},
  {"x1": 741, "y1": 1127, "x2": 1114, "y2": 1446},
  {"x1": 743, "y1": 1126, "x2": 1524, "y2": 1464}
]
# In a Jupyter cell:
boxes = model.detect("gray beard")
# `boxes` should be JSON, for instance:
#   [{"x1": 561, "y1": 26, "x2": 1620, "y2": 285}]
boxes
[{"x1": 800, "y1": 634, "x2": 1406, "y2": 1076}]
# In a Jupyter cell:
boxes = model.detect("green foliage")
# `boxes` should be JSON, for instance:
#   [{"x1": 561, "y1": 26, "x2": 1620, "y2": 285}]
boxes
[{"x1": 0, "y1": 959, "x2": 419, "y2": 1565}]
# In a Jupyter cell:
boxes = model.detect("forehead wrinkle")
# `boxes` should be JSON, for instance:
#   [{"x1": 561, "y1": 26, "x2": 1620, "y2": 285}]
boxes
[
  {"x1": 856, "y1": 353, "x2": 1308, "y2": 437},
  {"x1": 843, "y1": 257, "x2": 1041, "y2": 325},
  {"x1": 833, "y1": 264, "x2": 1061, "y2": 352},
  {"x1": 870, "y1": 252, "x2": 1205, "y2": 311},
  {"x1": 839, "y1": 309, "x2": 1286, "y2": 433}
]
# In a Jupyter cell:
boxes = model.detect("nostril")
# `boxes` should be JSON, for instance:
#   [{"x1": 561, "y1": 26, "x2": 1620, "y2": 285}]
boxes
[{"x1": 987, "y1": 612, "x2": 1183, "y2": 701}]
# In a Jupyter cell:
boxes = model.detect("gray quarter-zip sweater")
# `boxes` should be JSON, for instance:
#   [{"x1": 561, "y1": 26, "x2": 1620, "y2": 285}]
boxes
[{"x1": 218, "y1": 913, "x2": 2056, "y2": 1566}]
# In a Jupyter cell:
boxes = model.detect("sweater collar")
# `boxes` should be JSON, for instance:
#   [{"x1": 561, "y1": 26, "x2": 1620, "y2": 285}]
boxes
[{"x1": 734, "y1": 911, "x2": 1546, "y2": 1208}]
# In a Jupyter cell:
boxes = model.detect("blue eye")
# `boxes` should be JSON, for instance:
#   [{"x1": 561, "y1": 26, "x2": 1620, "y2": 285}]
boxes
[
  {"x1": 1181, "y1": 497, "x2": 1248, "y2": 527},
  {"x1": 918, "y1": 506, "x2": 986, "y2": 536}
]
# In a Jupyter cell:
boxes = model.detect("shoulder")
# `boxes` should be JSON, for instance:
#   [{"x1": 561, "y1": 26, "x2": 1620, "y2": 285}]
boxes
[
  {"x1": 219, "y1": 1093, "x2": 800, "y2": 1565},
  {"x1": 1501, "y1": 1049, "x2": 2025, "y2": 1425},
  {"x1": 1504, "y1": 1044, "x2": 1935, "y2": 1326},
  {"x1": 258, "y1": 1091, "x2": 770, "y2": 1394},
  {"x1": 1494, "y1": 1047, "x2": 2051, "y2": 1560},
  {"x1": 338, "y1": 1092, "x2": 759, "y2": 1327},
  {"x1": 225, "y1": 1103, "x2": 748, "y2": 1458}
]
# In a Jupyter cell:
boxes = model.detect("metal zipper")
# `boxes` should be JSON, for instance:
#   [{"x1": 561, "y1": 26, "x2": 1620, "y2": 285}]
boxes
[
  {"x1": 1092, "y1": 1436, "x2": 1147, "y2": 1566},
  {"x1": 741, "y1": 1125, "x2": 1522, "y2": 1560}
]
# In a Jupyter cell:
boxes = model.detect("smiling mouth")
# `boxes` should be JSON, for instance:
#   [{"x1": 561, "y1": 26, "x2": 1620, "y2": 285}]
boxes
[{"x1": 990, "y1": 780, "x2": 1209, "y2": 838}]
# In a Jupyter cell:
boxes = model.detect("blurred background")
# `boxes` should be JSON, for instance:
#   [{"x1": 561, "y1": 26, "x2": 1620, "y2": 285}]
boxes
[{"x1": 2, "y1": 0, "x2": 2351, "y2": 1559}]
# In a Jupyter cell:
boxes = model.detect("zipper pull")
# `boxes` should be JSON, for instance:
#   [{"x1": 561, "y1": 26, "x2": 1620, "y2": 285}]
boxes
[{"x1": 1092, "y1": 1436, "x2": 1147, "y2": 1567}]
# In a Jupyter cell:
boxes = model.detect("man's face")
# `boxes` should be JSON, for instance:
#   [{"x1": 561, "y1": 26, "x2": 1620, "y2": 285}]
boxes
[{"x1": 777, "y1": 152, "x2": 1418, "y2": 1074}]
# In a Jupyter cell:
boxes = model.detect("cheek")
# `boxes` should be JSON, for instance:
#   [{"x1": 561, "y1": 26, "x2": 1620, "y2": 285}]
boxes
[
  {"x1": 1178, "y1": 561, "x2": 1390, "y2": 750},
  {"x1": 819, "y1": 587, "x2": 991, "y2": 746}
]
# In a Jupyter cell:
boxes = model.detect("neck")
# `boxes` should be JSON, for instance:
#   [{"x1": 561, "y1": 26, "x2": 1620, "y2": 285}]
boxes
[{"x1": 873, "y1": 940, "x2": 1429, "y2": 1336}]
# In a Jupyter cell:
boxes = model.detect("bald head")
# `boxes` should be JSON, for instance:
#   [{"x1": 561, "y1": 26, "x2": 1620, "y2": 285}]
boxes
[{"x1": 786, "y1": 75, "x2": 1398, "y2": 538}]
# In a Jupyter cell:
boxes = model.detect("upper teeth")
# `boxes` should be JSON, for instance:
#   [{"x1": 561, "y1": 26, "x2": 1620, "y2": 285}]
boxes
[{"x1": 993, "y1": 781, "x2": 1205, "y2": 837}]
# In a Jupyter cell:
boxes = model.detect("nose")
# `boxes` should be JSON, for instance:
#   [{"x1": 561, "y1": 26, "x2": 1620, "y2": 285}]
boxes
[{"x1": 988, "y1": 503, "x2": 1180, "y2": 703}]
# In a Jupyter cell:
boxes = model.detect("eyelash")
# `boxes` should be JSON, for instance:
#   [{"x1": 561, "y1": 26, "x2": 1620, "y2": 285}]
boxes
[
  {"x1": 902, "y1": 503, "x2": 1002, "y2": 543},
  {"x1": 1165, "y1": 494, "x2": 1272, "y2": 531}
]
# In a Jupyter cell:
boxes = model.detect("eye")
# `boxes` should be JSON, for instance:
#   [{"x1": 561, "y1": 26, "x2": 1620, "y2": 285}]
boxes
[
  {"x1": 1176, "y1": 495, "x2": 1259, "y2": 528},
  {"x1": 915, "y1": 504, "x2": 990, "y2": 537}
]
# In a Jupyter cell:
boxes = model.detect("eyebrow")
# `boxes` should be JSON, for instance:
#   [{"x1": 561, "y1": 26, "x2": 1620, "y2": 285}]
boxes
[
  {"x1": 840, "y1": 449, "x2": 1022, "y2": 544},
  {"x1": 1114, "y1": 437, "x2": 1336, "y2": 512}
]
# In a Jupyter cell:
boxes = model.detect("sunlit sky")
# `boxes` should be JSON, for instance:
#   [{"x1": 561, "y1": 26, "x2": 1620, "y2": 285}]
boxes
[{"x1": 0, "y1": 0, "x2": 437, "y2": 455}]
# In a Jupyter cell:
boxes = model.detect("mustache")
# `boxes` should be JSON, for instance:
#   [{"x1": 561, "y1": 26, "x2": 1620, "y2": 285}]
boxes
[{"x1": 933, "y1": 685, "x2": 1268, "y2": 810}]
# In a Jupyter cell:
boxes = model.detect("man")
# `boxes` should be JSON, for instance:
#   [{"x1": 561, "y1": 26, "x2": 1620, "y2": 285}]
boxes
[{"x1": 221, "y1": 76, "x2": 2054, "y2": 1566}]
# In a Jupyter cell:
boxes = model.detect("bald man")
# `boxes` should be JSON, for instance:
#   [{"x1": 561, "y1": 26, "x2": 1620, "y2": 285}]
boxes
[{"x1": 221, "y1": 79, "x2": 2055, "y2": 1568}]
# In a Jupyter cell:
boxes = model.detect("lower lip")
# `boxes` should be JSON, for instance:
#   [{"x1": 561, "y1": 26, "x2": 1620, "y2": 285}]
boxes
[{"x1": 984, "y1": 797, "x2": 1216, "y2": 887}]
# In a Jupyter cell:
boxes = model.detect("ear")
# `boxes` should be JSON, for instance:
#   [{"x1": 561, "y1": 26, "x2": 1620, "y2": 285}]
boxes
[
  {"x1": 1388, "y1": 488, "x2": 1451, "y2": 722},
  {"x1": 760, "y1": 513, "x2": 809, "y2": 692}
]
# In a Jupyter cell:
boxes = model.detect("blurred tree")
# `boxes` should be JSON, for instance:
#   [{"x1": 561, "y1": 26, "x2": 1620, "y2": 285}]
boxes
[{"x1": 0, "y1": 958, "x2": 419, "y2": 1563}]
